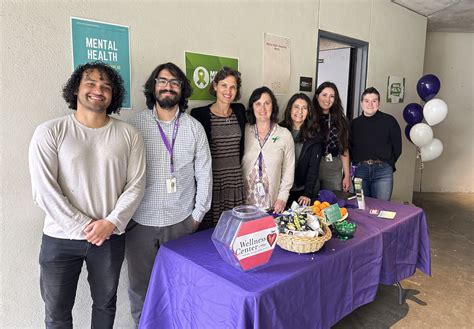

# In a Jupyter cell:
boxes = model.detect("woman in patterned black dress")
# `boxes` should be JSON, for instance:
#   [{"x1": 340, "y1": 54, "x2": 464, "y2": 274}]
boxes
[{"x1": 191, "y1": 67, "x2": 246, "y2": 229}]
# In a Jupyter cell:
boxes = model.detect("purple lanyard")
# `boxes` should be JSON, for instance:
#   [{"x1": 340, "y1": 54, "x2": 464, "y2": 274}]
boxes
[
  {"x1": 156, "y1": 112, "x2": 181, "y2": 175},
  {"x1": 254, "y1": 124, "x2": 273, "y2": 180}
]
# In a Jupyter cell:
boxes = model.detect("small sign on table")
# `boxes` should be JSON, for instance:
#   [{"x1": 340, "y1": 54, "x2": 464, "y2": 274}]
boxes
[{"x1": 323, "y1": 203, "x2": 342, "y2": 225}]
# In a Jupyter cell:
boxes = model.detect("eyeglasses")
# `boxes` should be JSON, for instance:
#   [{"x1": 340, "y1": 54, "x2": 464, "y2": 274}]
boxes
[
  {"x1": 292, "y1": 105, "x2": 308, "y2": 112},
  {"x1": 155, "y1": 78, "x2": 182, "y2": 88}
]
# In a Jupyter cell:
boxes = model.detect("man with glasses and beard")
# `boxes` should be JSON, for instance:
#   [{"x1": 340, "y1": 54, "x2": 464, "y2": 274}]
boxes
[{"x1": 126, "y1": 62, "x2": 212, "y2": 326}]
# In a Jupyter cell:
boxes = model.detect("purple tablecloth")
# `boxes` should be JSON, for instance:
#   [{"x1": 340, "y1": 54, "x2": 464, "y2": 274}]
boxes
[
  {"x1": 139, "y1": 198, "x2": 431, "y2": 329},
  {"x1": 351, "y1": 198, "x2": 431, "y2": 284}
]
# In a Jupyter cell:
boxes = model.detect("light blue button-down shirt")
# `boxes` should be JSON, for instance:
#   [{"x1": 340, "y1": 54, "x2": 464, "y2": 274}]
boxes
[{"x1": 128, "y1": 108, "x2": 212, "y2": 227}]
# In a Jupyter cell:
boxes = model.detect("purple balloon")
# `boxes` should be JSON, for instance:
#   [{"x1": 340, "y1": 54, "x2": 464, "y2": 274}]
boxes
[
  {"x1": 405, "y1": 124, "x2": 414, "y2": 143},
  {"x1": 417, "y1": 74, "x2": 441, "y2": 102},
  {"x1": 403, "y1": 103, "x2": 423, "y2": 125}
]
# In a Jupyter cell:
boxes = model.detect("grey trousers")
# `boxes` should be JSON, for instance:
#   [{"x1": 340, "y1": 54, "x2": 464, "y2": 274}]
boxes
[
  {"x1": 315, "y1": 156, "x2": 343, "y2": 193},
  {"x1": 125, "y1": 216, "x2": 196, "y2": 326}
]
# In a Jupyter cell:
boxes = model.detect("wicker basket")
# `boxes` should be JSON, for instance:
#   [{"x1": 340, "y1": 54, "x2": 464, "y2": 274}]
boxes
[{"x1": 277, "y1": 224, "x2": 332, "y2": 253}]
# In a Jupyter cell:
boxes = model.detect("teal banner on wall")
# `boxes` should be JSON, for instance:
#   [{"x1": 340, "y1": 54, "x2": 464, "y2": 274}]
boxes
[
  {"x1": 185, "y1": 52, "x2": 239, "y2": 101},
  {"x1": 71, "y1": 17, "x2": 131, "y2": 108}
]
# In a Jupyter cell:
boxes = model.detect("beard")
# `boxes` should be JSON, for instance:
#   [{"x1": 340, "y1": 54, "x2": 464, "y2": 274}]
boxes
[{"x1": 156, "y1": 89, "x2": 180, "y2": 109}]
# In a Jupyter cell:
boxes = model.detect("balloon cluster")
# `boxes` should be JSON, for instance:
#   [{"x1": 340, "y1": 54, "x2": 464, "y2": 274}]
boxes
[{"x1": 403, "y1": 74, "x2": 447, "y2": 162}]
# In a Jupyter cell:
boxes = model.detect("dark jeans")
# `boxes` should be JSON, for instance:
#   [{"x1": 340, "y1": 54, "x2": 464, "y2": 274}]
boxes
[
  {"x1": 39, "y1": 234, "x2": 125, "y2": 329},
  {"x1": 355, "y1": 162, "x2": 394, "y2": 201}
]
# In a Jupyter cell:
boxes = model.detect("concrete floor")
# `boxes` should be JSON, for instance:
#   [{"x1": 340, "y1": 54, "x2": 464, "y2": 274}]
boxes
[{"x1": 333, "y1": 192, "x2": 474, "y2": 329}]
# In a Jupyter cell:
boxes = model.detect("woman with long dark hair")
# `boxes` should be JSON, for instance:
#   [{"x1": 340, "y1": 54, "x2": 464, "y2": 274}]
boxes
[
  {"x1": 313, "y1": 82, "x2": 350, "y2": 192},
  {"x1": 280, "y1": 93, "x2": 322, "y2": 206}
]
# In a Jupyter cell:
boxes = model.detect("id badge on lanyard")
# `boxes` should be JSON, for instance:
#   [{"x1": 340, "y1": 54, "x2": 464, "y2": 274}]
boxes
[
  {"x1": 166, "y1": 177, "x2": 177, "y2": 193},
  {"x1": 256, "y1": 181, "x2": 266, "y2": 197},
  {"x1": 157, "y1": 112, "x2": 181, "y2": 193}
]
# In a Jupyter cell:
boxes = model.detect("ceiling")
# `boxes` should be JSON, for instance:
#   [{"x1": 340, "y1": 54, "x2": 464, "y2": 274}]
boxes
[{"x1": 392, "y1": 0, "x2": 474, "y2": 32}]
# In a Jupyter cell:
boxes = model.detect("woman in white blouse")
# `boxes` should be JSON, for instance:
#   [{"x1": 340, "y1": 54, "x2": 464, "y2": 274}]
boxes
[{"x1": 242, "y1": 86, "x2": 295, "y2": 213}]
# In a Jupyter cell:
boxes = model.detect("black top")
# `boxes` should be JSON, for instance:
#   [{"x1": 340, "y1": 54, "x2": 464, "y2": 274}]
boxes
[
  {"x1": 190, "y1": 103, "x2": 247, "y2": 161},
  {"x1": 350, "y1": 110, "x2": 402, "y2": 171},
  {"x1": 294, "y1": 135, "x2": 322, "y2": 200}
]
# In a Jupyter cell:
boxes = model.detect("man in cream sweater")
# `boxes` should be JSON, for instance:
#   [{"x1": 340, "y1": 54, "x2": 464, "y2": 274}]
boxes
[{"x1": 29, "y1": 62, "x2": 146, "y2": 329}]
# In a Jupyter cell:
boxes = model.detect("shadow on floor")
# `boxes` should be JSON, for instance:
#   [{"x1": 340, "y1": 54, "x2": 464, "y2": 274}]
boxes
[
  {"x1": 333, "y1": 284, "x2": 422, "y2": 328},
  {"x1": 333, "y1": 192, "x2": 474, "y2": 328}
]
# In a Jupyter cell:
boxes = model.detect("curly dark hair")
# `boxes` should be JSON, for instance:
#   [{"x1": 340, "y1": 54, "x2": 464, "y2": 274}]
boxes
[
  {"x1": 143, "y1": 62, "x2": 193, "y2": 111},
  {"x1": 208, "y1": 67, "x2": 242, "y2": 101},
  {"x1": 246, "y1": 86, "x2": 279, "y2": 125},
  {"x1": 62, "y1": 61, "x2": 125, "y2": 115},
  {"x1": 312, "y1": 81, "x2": 349, "y2": 151},
  {"x1": 279, "y1": 93, "x2": 316, "y2": 142}
]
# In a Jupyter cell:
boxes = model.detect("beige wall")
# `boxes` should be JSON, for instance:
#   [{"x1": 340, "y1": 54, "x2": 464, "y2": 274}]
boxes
[
  {"x1": 319, "y1": 0, "x2": 372, "y2": 41},
  {"x1": 1, "y1": 1, "x2": 426, "y2": 327},
  {"x1": 413, "y1": 32, "x2": 474, "y2": 192},
  {"x1": 369, "y1": 0, "x2": 427, "y2": 202}
]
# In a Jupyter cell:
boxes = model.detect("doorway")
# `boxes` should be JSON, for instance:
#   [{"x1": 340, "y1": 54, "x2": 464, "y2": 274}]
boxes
[{"x1": 316, "y1": 30, "x2": 368, "y2": 120}]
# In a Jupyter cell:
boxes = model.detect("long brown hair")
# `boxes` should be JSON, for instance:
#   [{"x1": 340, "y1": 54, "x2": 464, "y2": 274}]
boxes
[{"x1": 312, "y1": 82, "x2": 349, "y2": 151}]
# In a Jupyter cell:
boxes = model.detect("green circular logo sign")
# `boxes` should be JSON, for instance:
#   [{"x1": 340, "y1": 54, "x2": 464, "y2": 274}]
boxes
[{"x1": 193, "y1": 66, "x2": 210, "y2": 89}]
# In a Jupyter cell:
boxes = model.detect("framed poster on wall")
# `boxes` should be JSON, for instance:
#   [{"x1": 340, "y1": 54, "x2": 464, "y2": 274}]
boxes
[
  {"x1": 71, "y1": 17, "x2": 131, "y2": 108},
  {"x1": 386, "y1": 76, "x2": 405, "y2": 103},
  {"x1": 263, "y1": 33, "x2": 291, "y2": 95}
]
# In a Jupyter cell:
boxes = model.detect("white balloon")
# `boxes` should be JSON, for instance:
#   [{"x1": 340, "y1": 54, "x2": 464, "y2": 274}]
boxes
[
  {"x1": 423, "y1": 98, "x2": 448, "y2": 126},
  {"x1": 420, "y1": 138, "x2": 443, "y2": 162},
  {"x1": 410, "y1": 123, "x2": 433, "y2": 147}
]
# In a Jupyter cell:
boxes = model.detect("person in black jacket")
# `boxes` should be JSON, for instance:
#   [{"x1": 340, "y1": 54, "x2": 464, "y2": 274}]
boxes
[
  {"x1": 280, "y1": 93, "x2": 322, "y2": 206},
  {"x1": 191, "y1": 67, "x2": 246, "y2": 229}
]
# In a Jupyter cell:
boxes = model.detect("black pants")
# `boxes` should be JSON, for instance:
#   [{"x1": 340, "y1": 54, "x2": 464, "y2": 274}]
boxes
[{"x1": 39, "y1": 234, "x2": 125, "y2": 329}]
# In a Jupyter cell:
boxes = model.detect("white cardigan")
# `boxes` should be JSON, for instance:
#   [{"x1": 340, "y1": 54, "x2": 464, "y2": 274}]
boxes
[{"x1": 242, "y1": 123, "x2": 295, "y2": 206}]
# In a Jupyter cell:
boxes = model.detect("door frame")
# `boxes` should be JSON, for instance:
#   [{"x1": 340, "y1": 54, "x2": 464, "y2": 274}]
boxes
[{"x1": 316, "y1": 30, "x2": 369, "y2": 119}]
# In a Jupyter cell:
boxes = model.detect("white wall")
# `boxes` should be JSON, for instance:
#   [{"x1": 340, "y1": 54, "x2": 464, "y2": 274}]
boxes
[
  {"x1": 1, "y1": 1, "x2": 426, "y2": 327},
  {"x1": 413, "y1": 32, "x2": 474, "y2": 192}
]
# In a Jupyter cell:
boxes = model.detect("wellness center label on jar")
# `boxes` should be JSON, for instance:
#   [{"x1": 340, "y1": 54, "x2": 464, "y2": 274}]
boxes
[{"x1": 231, "y1": 216, "x2": 279, "y2": 270}]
